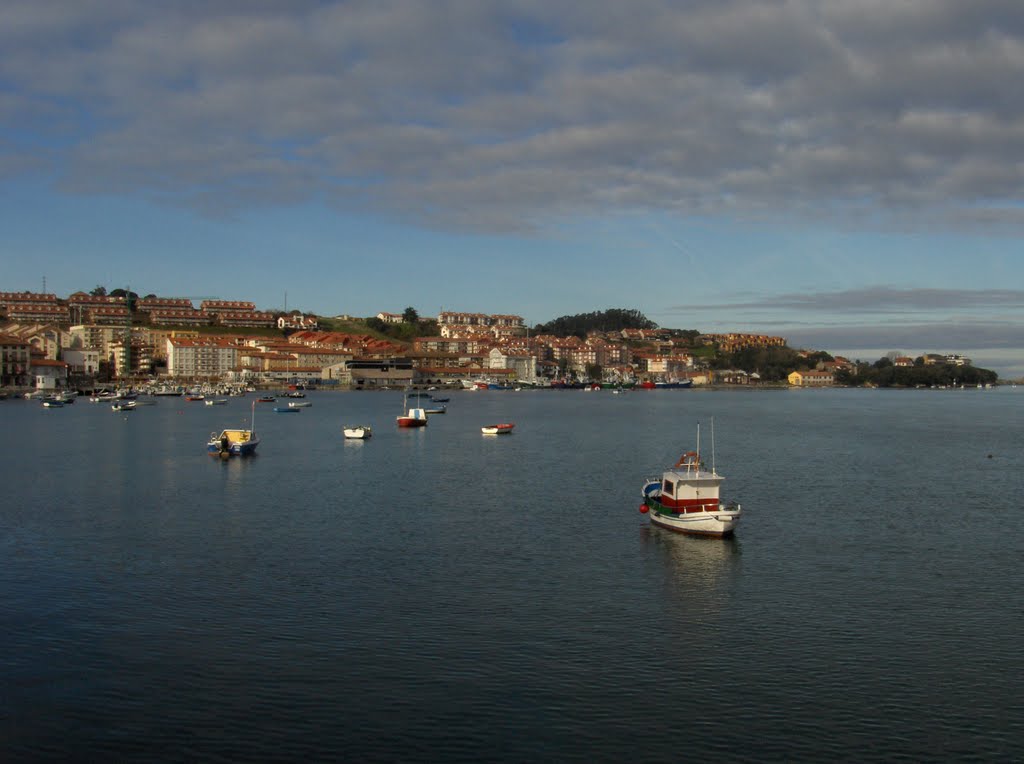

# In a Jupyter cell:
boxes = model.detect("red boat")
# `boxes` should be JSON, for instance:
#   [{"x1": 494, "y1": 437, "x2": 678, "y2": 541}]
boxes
[
  {"x1": 396, "y1": 394, "x2": 428, "y2": 427},
  {"x1": 481, "y1": 423, "x2": 515, "y2": 435}
]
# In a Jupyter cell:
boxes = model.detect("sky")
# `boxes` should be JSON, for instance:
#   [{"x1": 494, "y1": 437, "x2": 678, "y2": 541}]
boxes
[{"x1": 1, "y1": 1, "x2": 1023, "y2": 376}]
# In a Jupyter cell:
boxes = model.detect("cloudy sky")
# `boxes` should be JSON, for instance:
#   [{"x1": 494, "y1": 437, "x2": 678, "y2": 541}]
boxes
[{"x1": 2, "y1": 1, "x2": 1023, "y2": 375}]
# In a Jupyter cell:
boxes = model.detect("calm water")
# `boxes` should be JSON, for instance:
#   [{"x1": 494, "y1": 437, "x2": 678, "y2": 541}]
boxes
[{"x1": 2, "y1": 388, "x2": 1022, "y2": 761}]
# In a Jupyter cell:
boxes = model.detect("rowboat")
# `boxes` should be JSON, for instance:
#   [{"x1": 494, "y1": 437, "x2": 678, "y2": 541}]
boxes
[{"x1": 481, "y1": 423, "x2": 514, "y2": 435}]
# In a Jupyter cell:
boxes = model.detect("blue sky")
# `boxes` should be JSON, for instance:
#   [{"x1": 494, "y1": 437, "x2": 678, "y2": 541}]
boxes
[{"x1": 2, "y1": 1, "x2": 1023, "y2": 376}]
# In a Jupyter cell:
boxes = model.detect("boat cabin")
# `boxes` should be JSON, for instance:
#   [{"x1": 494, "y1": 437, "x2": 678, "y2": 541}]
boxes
[{"x1": 658, "y1": 468, "x2": 723, "y2": 514}]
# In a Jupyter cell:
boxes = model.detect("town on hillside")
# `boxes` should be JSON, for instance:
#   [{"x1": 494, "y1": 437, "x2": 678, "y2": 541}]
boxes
[{"x1": 0, "y1": 289, "x2": 998, "y2": 393}]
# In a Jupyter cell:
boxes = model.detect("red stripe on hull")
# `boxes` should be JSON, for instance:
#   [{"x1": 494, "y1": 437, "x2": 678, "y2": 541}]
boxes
[{"x1": 659, "y1": 497, "x2": 720, "y2": 513}]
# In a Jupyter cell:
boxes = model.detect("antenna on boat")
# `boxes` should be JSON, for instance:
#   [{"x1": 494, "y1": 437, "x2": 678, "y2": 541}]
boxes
[{"x1": 710, "y1": 416, "x2": 717, "y2": 476}]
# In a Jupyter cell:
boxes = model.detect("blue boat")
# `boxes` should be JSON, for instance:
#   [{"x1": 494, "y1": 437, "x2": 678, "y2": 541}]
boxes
[{"x1": 273, "y1": 406, "x2": 299, "y2": 413}]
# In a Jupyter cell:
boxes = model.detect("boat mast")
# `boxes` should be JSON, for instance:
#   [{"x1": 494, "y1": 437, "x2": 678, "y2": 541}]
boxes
[
  {"x1": 696, "y1": 423, "x2": 700, "y2": 468},
  {"x1": 251, "y1": 399, "x2": 256, "y2": 433},
  {"x1": 710, "y1": 416, "x2": 717, "y2": 476}
]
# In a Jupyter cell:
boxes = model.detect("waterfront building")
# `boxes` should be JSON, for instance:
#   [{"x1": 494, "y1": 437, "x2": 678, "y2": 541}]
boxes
[
  {"x1": 31, "y1": 357, "x2": 69, "y2": 390},
  {"x1": 488, "y1": 347, "x2": 537, "y2": 384},
  {"x1": 62, "y1": 348, "x2": 101, "y2": 376},
  {"x1": 0, "y1": 333, "x2": 31, "y2": 387},
  {"x1": 788, "y1": 370, "x2": 834, "y2": 386},
  {"x1": 166, "y1": 338, "x2": 240, "y2": 379}
]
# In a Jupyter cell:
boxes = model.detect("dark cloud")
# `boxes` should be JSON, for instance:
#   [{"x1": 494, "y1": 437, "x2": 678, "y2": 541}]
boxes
[
  {"x1": 679, "y1": 287, "x2": 1024, "y2": 313},
  {"x1": 780, "y1": 320, "x2": 1024, "y2": 352},
  {"x1": 2, "y1": 0, "x2": 1024, "y2": 230}
]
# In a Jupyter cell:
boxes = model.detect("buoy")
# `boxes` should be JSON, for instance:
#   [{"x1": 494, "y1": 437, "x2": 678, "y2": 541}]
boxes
[{"x1": 638, "y1": 503, "x2": 649, "y2": 514}]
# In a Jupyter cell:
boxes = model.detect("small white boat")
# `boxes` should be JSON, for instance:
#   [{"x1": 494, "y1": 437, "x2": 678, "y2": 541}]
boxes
[
  {"x1": 205, "y1": 399, "x2": 229, "y2": 406},
  {"x1": 111, "y1": 400, "x2": 137, "y2": 411},
  {"x1": 288, "y1": 401, "x2": 312, "y2": 408},
  {"x1": 343, "y1": 425, "x2": 372, "y2": 439},
  {"x1": 481, "y1": 423, "x2": 515, "y2": 435}
]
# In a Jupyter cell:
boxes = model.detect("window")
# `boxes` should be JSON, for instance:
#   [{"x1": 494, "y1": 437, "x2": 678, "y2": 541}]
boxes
[{"x1": 662, "y1": 479, "x2": 674, "y2": 496}]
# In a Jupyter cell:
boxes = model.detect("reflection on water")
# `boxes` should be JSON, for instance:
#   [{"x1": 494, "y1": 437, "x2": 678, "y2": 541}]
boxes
[
  {"x1": 640, "y1": 525, "x2": 741, "y2": 616},
  {"x1": 2, "y1": 389, "x2": 1023, "y2": 761}
]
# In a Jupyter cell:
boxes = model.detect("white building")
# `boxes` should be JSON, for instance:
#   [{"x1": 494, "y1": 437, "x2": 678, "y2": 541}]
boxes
[
  {"x1": 166, "y1": 338, "x2": 239, "y2": 378},
  {"x1": 62, "y1": 348, "x2": 101, "y2": 376},
  {"x1": 488, "y1": 347, "x2": 537, "y2": 383}
]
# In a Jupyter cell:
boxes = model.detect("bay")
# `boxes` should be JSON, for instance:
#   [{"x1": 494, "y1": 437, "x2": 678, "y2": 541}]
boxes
[{"x1": 2, "y1": 388, "x2": 1022, "y2": 761}]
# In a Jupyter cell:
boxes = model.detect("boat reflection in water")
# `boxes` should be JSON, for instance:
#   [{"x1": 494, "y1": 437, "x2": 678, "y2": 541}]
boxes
[{"x1": 639, "y1": 526, "x2": 741, "y2": 615}]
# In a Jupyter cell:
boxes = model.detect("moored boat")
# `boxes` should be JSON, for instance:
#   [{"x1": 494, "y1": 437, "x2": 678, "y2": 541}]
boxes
[
  {"x1": 481, "y1": 423, "x2": 515, "y2": 435},
  {"x1": 208, "y1": 401, "x2": 260, "y2": 457},
  {"x1": 397, "y1": 393, "x2": 428, "y2": 427},
  {"x1": 112, "y1": 400, "x2": 137, "y2": 411},
  {"x1": 41, "y1": 399, "x2": 64, "y2": 408},
  {"x1": 257, "y1": 396, "x2": 276, "y2": 403},
  {"x1": 640, "y1": 423, "x2": 741, "y2": 537},
  {"x1": 343, "y1": 425, "x2": 372, "y2": 439},
  {"x1": 273, "y1": 406, "x2": 300, "y2": 413},
  {"x1": 205, "y1": 399, "x2": 228, "y2": 406},
  {"x1": 287, "y1": 401, "x2": 312, "y2": 408}
]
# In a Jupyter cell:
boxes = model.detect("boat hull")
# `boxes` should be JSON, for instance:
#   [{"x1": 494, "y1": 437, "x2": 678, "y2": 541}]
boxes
[
  {"x1": 397, "y1": 417, "x2": 427, "y2": 427},
  {"x1": 481, "y1": 423, "x2": 515, "y2": 435},
  {"x1": 644, "y1": 499, "x2": 741, "y2": 537},
  {"x1": 343, "y1": 426, "x2": 372, "y2": 439},
  {"x1": 207, "y1": 429, "x2": 259, "y2": 456}
]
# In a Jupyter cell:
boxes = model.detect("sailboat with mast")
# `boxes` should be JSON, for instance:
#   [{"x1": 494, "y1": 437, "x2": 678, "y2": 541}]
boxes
[
  {"x1": 640, "y1": 420, "x2": 742, "y2": 536},
  {"x1": 396, "y1": 391, "x2": 428, "y2": 427}
]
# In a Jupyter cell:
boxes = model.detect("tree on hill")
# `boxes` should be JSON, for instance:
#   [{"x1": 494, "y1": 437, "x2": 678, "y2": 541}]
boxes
[
  {"x1": 402, "y1": 307, "x2": 419, "y2": 323},
  {"x1": 837, "y1": 358, "x2": 998, "y2": 387},
  {"x1": 533, "y1": 308, "x2": 657, "y2": 338},
  {"x1": 90, "y1": 285, "x2": 107, "y2": 296},
  {"x1": 110, "y1": 288, "x2": 139, "y2": 310}
]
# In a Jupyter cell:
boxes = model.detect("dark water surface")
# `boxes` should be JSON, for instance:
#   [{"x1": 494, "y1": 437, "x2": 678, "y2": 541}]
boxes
[{"x1": 2, "y1": 388, "x2": 1022, "y2": 761}]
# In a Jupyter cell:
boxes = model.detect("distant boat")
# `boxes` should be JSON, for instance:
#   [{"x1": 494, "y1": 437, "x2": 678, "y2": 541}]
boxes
[
  {"x1": 343, "y1": 425, "x2": 372, "y2": 439},
  {"x1": 41, "y1": 399, "x2": 64, "y2": 408},
  {"x1": 205, "y1": 399, "x2": 228, "y2": 406},
  {"x1": 481, "y1": 423, "x2": 514, "y2": 435},
  {"x1": 287, "y1": 401, "x2": 312, "y2": 408},
  {"x1": 257, "y1": 396, "x2": 276, "y2": 403},
  {"x1": 273, "y1": 406, "x2": 300, "y2": 413},
  {"x1": 185, "y1": 394, "x2": 205, "y2": 401},
  {"x1": 111, "y1": 400, "x2": 136, "y2": 411}
]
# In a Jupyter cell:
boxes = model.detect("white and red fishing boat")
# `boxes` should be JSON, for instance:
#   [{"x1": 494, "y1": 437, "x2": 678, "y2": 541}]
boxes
[{"x1": 640, "y1": 422, "x2": 741, "y2": 537}]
